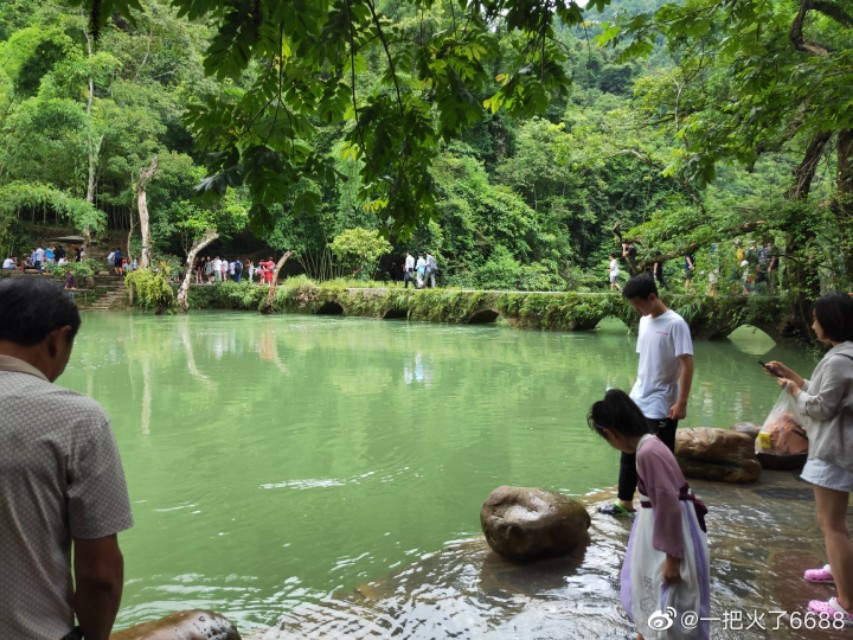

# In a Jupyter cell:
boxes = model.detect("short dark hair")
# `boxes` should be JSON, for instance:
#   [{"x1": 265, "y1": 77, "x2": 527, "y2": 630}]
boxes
[
  {"x1": 622, "y1": 274, "x2": 658, "y2": 300},
  {"x1": 0, "y1": 278, "x2": 81, "y2": 346},
  {"x1": 812, "y1": 294, "x2": 853, "y2": 343},
  {"x1": 588, "y1": 389, "x2": 651, "y2": 438}
]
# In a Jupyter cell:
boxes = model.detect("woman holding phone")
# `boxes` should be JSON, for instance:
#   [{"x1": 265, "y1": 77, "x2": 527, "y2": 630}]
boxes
[{"x1": 766, "y1": 293, "x2": 853, "y2": 622}]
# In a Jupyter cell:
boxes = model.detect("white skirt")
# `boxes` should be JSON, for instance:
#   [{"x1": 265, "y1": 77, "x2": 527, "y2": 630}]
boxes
[{"x1": 620, "y1": 492, "x2": 710, "y2": 639}]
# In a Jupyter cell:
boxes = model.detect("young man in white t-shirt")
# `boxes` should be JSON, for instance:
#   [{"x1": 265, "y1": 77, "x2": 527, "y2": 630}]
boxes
[{"x1": 600, "y1": 274, "x2": 694, "y2": 516}]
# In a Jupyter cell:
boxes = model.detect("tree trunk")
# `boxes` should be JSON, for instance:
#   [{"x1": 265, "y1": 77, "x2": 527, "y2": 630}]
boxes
[
  {"x1": 82, "y1": 19, "x2": 102, "y2": 256},
  {"x1": 261, "y1": 251, "x2": 295, "y2": 313},
  {"x1": 836, "y1": 129, "x2": 853, "y2": 281},
  {"x1": 176, "y1": 229, "x2": 219, "y2": 313},
  {"x1": 136, "y1": 157, "x2": 159, "y2": 270},
  {"x1": 784, "y1": 131, "x2": 833, "y2": 339}
]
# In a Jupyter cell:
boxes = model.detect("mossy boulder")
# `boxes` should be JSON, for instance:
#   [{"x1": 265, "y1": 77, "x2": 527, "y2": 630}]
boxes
[{"x1": 480, "y1": 486, "x2": 591, "y2": 562}]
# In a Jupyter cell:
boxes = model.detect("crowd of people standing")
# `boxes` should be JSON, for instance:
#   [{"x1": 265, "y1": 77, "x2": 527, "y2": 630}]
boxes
[
  {"x1": 192, "y1": 256, "x2": 278, "y2": 285},
  {"x1": 2, "y1": 243, "x2": 85, "y2": 272}
]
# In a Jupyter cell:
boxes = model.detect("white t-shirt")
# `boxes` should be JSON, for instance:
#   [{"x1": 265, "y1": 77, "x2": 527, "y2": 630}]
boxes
[
  {"x1": 2, "y1": 258, "x2": 14, "y2": 269},
  {"x1": 609, "y1": 259, "x2": 619, "y2": 277},
  {"x1": 629, "y1": 309, "x2": 693, "y2": 419},
  {"x1": 405, "y1": 254, "x2": 415, "y2": 271}
]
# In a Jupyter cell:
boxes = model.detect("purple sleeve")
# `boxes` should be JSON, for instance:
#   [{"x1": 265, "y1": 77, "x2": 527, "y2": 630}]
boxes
[{"x1": 637, "y1": 438, "x2": 685, "y2": 558}]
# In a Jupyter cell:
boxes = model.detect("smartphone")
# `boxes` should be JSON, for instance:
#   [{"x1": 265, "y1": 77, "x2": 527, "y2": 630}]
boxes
[{"x1": 758, "y1": 360, "x2": 782, "y2": 377}]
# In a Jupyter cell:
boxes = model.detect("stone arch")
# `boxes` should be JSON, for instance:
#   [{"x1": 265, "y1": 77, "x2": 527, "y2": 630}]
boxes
[
  {"x1": 382, "y1": 308, "x2": 408, "y2": 320},
  {"x1": 468, "y1": 308, "x2": 500, "y2": 324},
  {"x1": 725, "y1": 323, "x2": 779, "y2": 344},
  {"x1": 594, "y1": 314, "x2": 633, "y2": 333},
  {"x1": 316, "y1": 301, "x2": 344, "y2": 315}
]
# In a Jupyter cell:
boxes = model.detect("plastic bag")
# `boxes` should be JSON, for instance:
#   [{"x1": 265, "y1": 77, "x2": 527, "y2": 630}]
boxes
[{"x1": 755, "y1": 392, "x2": 808, "y2": 468}]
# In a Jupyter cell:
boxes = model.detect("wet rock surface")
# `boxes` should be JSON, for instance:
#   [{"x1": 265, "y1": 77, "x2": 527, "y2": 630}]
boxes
[
  {"x1": 243, "y1": 470, "x2": 851, "y2": 640},
  {"x1": 479, "y1": 486, "x2": 591, "y2": 562},
  {"x1": 675, "y1": 427, "x2": 763, "y2": 483}
]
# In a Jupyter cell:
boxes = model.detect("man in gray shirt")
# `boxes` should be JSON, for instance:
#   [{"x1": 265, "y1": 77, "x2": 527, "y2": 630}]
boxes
[{"x1": 0, "y1": 278, "x2": 133, "y2": 640}]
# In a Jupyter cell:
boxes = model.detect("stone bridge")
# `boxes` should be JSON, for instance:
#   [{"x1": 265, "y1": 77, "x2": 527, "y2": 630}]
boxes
[{"x1": 248, "y1": 286, "x2": 797, "y2": 343}]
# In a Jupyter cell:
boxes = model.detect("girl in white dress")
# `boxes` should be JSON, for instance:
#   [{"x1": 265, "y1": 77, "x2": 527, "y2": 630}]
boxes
[{"x1": 589, "y1": 389, "x2": 710, "y2": 639}]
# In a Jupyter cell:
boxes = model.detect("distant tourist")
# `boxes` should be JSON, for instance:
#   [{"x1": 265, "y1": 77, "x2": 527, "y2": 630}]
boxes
[
  {"x1": 425, "y1": 252, "x2": 438, "y2": 288},
  {"x1": 403, "y1": 251, "x2": 415, "y2": 288},
  {"x1": 262, "y1": 258, "x2": 276, "y2": 285},
  {"x1": 2, "y1": 256, "x2": 14, "y2": 270},
  {"x1": 683, "y1": 253, "x2": 695, "y2": 292},
  {"x1": 415, "y1": 254, "x2": 426, "y2": 289},
  {"x1": 589, "y1": 389, "x2": 710, "y2": 639},
  {"x1": 608, "y1": 253, "x2": 621, "y2": 292},
  {"x1": 113, "y1": 248, "x2": 124, "y2": 276}
]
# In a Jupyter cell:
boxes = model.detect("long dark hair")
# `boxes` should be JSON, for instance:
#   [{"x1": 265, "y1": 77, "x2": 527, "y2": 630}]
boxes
[{"x1": 588, "y1": 389, "x2": 651, "y2": 438}]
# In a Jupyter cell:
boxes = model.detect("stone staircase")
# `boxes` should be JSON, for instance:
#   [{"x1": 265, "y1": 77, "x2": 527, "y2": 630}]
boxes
[{"x1": 82, "y1": 275, "x2": 128, "y2": 310}]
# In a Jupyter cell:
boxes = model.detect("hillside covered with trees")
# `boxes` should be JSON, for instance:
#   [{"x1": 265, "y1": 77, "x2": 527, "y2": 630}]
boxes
[{"x1": 0, "y1": 0, "x2": 850, "y2": 307}]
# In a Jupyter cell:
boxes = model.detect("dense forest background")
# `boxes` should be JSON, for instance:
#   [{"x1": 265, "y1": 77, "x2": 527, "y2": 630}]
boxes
[{"x1": 0, "y1": 0, "x2": 850, "y2": 296}]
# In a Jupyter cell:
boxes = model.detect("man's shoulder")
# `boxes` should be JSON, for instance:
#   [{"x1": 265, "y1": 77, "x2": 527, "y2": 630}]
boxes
[{"x1": 13, "y1": 378, "x2": 110, "y2": 421}]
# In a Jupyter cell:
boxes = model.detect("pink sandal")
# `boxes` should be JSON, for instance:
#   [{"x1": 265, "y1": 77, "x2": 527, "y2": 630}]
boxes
[
  {"x1": 804, "y1": 564, "x2": 834, "y2": 583},
  {"x1": 808, "y1": 597, "x2": 853, "y2": 626}
]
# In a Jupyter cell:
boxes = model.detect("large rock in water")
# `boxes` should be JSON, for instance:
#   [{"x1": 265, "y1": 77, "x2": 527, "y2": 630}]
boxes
[
  {"x1": 675, "y1": 427, "x2": 762, "y2": 483},
  {"x1": 480, "y1": 486, "x2": 591, "y2": 562},
  {"x1": 111, "y1": 610, "x2": 241, "y2": 640}
]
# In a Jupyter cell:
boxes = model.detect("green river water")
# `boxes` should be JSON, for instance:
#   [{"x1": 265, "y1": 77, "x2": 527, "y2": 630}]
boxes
[{"x1": 58, "y1": 312, "x2": 818, "y2": 632}]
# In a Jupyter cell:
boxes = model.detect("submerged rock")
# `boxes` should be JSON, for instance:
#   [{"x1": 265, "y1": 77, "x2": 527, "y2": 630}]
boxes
[
  {"x1": 675, "y1": 427, "x2": 762, "y2": 483},
  {"x1": 111, "y1": 610, "x2": 240, "y2": 640},
  {"x1": 480, "y1": 486, "x2": 591, "y2": 562}
]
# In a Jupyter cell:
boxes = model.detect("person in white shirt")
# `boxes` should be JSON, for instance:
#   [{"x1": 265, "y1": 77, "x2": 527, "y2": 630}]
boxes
[
  {"x1": 415, "y1": 254, "x2": 426, "y2": 289},
  {"x1": 599, "y1": 274, "x2": 694, "y2": 517},
  {"x1": 403, "y1": 251, "x2": 416, "y2": 288},
  {"x1": 2, "y1": 257, "x2": 15, "y2": 270},
  {"x1": 212, "y1": 257, "x2": 222, "y2": 282},
  {"x1": 608, "y1": 252, "x2": 621, "y2": 292}
]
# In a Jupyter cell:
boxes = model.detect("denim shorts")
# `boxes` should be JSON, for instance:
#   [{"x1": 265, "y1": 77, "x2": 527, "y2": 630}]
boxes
[{"x1": 801, "y1": 459, "x2": 853, "y2": 493}]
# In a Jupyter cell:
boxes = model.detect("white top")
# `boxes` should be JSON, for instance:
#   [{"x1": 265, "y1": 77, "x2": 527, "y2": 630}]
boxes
[
  {"x1": 609, "y1": 258, "x2": 619, "y2": 276},
  {"x1": 0, "y1": 356, "x2": 133, "y2": 638},
  {"x1": 630, "y1": 309, "x2": 693, "y2": 419},
  {"x1": 405, "y1": 254, "x2": 415, "y2": 270},
  {"x1": 2, "y1": 258, "x2": 14, "y2": 269}
]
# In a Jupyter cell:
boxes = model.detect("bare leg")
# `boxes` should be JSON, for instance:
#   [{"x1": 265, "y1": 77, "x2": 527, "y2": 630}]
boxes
[{"x1": 814, "y1": 485, "x2": 853, "y2": 610}]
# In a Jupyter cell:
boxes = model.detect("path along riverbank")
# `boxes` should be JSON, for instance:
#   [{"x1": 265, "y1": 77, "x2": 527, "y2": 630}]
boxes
[{"x1": 242, "y1": 469, "x2": 851, "y2": 640}]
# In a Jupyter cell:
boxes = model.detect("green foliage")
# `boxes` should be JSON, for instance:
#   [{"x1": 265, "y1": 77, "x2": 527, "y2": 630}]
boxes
[
  {"x1": 125, "y1": 267, "x2": 174, "y2": 310},
  {"x1": 328, "y1": 227, "x2": 392, "y2": 279},
  {"x1": 52, "y1": 259, "x2": 95, "y2": 279},
  {"x1": 0, "y1": 181, "x2": 106, "y2": 233},
  {"x1": 70, "y1": 0, "x2": 601, "y2": 236}
]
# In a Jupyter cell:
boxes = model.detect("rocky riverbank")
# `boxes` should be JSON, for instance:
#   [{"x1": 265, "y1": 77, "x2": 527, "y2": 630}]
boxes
[{"x1": 237, "y1": 469, "x2": 849, "y2": 640}]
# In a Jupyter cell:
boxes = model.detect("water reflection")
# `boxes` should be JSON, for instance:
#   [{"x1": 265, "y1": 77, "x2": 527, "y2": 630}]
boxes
[
  {"x1": 404, "y1": 352, "x2": 433, "y2": 387},
  {"x1": 59, "y1": 313, "x2": 821, "y2": 632}
]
